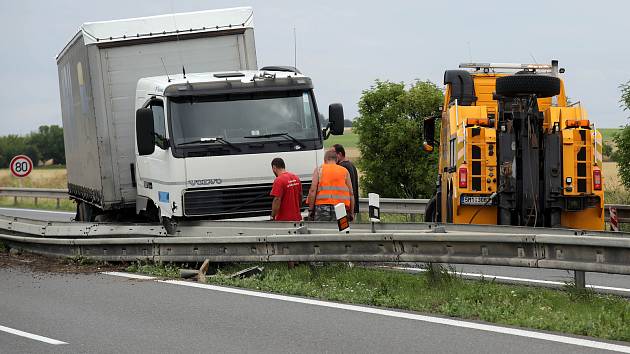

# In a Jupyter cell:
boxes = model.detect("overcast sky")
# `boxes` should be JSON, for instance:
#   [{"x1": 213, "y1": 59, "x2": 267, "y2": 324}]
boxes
[{"x1": 1, "y1": 0, "x2": 628, "y2": 135}]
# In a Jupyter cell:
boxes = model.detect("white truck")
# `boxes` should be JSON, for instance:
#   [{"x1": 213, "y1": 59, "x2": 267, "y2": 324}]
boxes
[{"x1": 56, "y1": 7, "x2": 344, "y2": 231}]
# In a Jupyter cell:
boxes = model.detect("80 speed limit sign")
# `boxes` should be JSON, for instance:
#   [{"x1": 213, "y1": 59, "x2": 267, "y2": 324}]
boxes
[{"x1": 10, "y1": 155, "x2": 33, "y2": 178}]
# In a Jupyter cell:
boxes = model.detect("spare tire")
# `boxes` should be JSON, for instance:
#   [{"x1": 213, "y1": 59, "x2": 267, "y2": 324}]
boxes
[{"x1": 495, "y1": 75, "x2": 561, "y2": 98}]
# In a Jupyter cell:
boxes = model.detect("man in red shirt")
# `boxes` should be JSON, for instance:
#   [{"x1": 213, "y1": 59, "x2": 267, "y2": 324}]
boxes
[{"x1": 270, "y1": 157, "x2": 303, "y2": 221}]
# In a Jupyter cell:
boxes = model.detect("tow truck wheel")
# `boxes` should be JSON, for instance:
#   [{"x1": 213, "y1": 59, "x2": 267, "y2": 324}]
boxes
[{"x1": 495, "y1": 74, "x2": 561, "y2": 98}]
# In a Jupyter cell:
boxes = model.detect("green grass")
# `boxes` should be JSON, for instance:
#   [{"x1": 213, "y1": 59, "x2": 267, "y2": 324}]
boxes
[
  {"x1": 126, "y1": 262, "x2": 181, "y2": 278},
  {"x1": 65, "y1": 255, "x2": 97, "y2": 266},
  {"x1": 325, "y1": 131, "x2": 359, "y2": 149},
  {"x1": 207, "y1": 263, "x2": 630, "y2": 342},
  {"x1": 599, "y1": 128, "x2": 621, "y2": 143},
  {"x1": 355, "y1": 212, "x2": 422, "y2": 223},
  {"x1": 0, "y1": 197, "x2": 75, "y2": 211}
]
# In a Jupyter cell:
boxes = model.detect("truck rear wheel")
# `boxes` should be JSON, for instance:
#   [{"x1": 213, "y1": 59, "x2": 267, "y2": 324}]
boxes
[
  {"x1": 495, "y1": 74, "x2": 561, "y2": 98},
  {"x1": 75, "y1": 201, "x2": 96, "y2": 222}
]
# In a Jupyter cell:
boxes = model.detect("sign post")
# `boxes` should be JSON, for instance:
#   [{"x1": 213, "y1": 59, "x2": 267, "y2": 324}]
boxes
[
  {"x1": 609, "y1": 206, "x2": 619, "y2": 232},
  {"x1": 9, "y1": 155, "x2": 33, "y2": 204},
  {"x1": 368, "y1": 193, "x2": 380, "y2": 222},
  {"x1": 368, "y1": 193, "x2": 380, "y2": 233},
  {"x1": 334, "y1": 203, "x2": 350, "y2": 233}
]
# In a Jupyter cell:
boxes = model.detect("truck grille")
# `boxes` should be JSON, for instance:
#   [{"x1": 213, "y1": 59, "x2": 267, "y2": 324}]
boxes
[{"x1": 183, "y1": 182, "x2": 311, "y2": 217}]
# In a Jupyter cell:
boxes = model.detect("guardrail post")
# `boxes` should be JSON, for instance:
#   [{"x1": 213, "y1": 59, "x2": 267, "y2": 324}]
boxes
[
  {"x1": 56, "y1": 198, "x2": 60, "y2": 209},
  {"x1": 574, "y1": 270, "x2": 586, "y2": 289},
  {"x1": 13, "y1": 196, "x2": 17, "y2": 205},
  {"x1": 34, "y1": 197, "x2": 38, "y2": 206}
]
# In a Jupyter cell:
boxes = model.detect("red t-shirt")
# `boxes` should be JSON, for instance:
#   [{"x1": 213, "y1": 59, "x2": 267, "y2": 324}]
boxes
[{"x1": 270, "y1": 172, "x2": 303, "y2": 221}]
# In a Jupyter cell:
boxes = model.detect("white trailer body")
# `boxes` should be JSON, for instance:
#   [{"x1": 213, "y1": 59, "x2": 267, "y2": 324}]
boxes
[{"x1": 56, "y1": 8, "x2": 256, "y2": 211}]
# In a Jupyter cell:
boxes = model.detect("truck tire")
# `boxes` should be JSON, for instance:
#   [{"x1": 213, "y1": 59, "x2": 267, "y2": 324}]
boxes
[
  {"x1": 495, "y1": 75, "x2": 561, "y2": 98},
  {"x1": 159, "y1": 213, "x2": 178, "y2": 235},
  {"x1": 75, "y1": 201, "x2": 96, "y2": 222}
]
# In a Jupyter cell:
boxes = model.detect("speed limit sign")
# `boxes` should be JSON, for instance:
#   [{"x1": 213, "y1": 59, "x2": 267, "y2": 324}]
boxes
[{"x1": 10, "y1": 155, "x2": 33, "y2": 178}]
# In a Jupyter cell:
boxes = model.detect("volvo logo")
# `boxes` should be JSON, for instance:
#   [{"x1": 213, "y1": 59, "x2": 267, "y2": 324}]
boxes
[{"x1": 188, "y1": 178, "x2": 223, "y2": 186}]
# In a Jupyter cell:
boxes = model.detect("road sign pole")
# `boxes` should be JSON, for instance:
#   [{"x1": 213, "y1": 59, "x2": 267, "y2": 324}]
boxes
[{"x1": 610, "y1": 206, "x2": 619, "y2": 231}]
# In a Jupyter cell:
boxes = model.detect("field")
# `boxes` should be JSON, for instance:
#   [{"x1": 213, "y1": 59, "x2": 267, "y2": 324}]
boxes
[
  {"x1": 324, "y1": 128, "x2": 360, "y2": 162},
  {"x1": 324, "y1": 129, "x2": 359, "y2": 149},
  {"x1": 0, "y1": 166, "x2": 67, "y2": 189},
  {"x1": 599, "y1": 127, "x2": 621, "y2": 142},
  {"x1": 0, "y1": 167, "x2": 74, "y2": 210}
]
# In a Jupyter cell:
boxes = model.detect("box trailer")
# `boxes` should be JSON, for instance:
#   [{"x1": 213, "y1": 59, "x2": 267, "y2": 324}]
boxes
[{"x1": 57, "y1": 8, "x2": 257, "y2": 216}]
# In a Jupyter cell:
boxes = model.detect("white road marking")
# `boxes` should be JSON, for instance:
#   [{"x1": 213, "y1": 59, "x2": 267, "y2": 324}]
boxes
[
  {"x1": 0, "y1": 207, "x2": 73, "y2": 216},
  {"x1": 106, "y1": 272, "x2": 630, "y2": 353},
  {"x1": 0, "y1": 325, "x2": 67, "y2": 345},
  {"x1": 390, "y1": 266, "x2": 630, "y2": 294}
]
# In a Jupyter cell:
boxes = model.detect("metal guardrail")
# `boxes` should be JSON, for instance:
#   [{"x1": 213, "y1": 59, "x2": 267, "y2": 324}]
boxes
[
  {"x1": 0, "y1": 187, "x2": 68, "y2": 208},
  {"x1": 0, "y1": 188, "x2": 628, "y2": 224},
  {"x1": 0, "y1": 215, "x2": 629, "y2": 278}
]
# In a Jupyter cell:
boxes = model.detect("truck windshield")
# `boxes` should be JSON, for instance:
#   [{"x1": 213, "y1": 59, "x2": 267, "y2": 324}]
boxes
[{"x1": 169, "y1": 91, "x2": 320, "y2": 146}]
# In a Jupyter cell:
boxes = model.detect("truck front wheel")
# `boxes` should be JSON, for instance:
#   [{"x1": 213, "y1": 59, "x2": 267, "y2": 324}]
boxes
[{"x1": 159, "y1": 212, "x2": 178, "y2": 235}]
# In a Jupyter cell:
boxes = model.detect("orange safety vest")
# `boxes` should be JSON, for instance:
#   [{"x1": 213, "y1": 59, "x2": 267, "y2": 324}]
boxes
[{"x1": 315, "y1": 164, "x2": 352, "y2": 208}]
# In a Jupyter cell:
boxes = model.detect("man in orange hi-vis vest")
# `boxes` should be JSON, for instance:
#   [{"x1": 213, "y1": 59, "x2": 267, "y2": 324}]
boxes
[{"x1": 307, "y1": 150, "x2": 355, "y2": 221}]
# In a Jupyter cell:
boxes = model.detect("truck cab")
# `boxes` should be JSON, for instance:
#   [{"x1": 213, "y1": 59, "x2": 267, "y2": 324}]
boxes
[
  {"x1": 424, "y1": 61, "x2": 604, "y2": 230},
  {"x1": 134, "y1": 68, "x2": 344, "y2": 229}
]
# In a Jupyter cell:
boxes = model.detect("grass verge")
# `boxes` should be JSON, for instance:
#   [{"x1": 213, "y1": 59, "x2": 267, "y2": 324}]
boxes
[
  {"x1": 204, "y1": 263, "x2": 630, "y2": 342},
  {"x1": 126, "y1": 262, "x2": 180, "y2": 278}
]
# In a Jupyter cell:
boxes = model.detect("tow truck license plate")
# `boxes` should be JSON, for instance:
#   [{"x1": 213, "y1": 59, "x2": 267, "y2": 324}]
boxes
[{"x1": 460, "y1": 195, "x2": 493, "y2": 206}]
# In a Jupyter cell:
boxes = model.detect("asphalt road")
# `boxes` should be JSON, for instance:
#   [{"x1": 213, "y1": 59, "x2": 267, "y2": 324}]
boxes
[
  {"x1": 0, "y1": 207, "x2": 74, "y2": 222},
  {"x1": 1, "y1": 267, "x2": 629, "y2": 354},
  {"x1": 1, "y1": 207, "x2": 630, "y2": 295}
]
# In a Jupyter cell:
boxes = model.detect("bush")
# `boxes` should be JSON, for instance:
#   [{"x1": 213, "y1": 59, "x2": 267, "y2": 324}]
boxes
[
  {"x1": 602, "y1": 141, "x2": 613, "y2": 160},
  {"x1": 353, "y1": 80, "x2": 443, "y2": 198},
  {"x1": 613, "y1": 81, "x2": 630, "y2": 188}
]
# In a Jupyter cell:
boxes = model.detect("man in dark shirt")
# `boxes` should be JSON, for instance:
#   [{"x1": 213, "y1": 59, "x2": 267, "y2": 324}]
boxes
[
  {"x1": 333, "y1": 144, "x2": 359, "y2": 215},
  {"x1": 270, "y1": 157, "x2": 303, "y2": 221}
]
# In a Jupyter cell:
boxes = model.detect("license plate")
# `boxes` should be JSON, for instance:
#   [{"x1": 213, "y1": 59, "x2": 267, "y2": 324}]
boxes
[{"x1": 460, "y1": 195, "x2": 493, "y2": 206}]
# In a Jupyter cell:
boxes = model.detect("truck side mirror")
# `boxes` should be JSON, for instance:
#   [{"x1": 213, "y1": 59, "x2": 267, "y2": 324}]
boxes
[
  {"x1": 136, "y1": 108, "x2": 155, "y2": 156},
  {"x1": 422, "y1": 116, "x2": 435, "y2": 153},
  {"x1": 328, "y1": 103, "x2": 345, "y2": 136}
]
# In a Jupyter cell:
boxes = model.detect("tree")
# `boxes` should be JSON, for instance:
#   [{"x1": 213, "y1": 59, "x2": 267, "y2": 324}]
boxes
[
  {"x1": 613, "y1": 81, "x2": 630, "y2": 188},
  {"x1": 0, "y1": 135, "x2": 41, "y2": 168},
  {"x1": 353, "y1": 80, "x2": 443, "y2": 198},
  {"x1": 344, "y1": 119, "x2": 353, "y2": 127},
  {"x1": 602, "y1": 141, "x2": 614, "y2": 160},
  {"x1": 28, "y1": 125, "x2": 65, "y2": 165}
]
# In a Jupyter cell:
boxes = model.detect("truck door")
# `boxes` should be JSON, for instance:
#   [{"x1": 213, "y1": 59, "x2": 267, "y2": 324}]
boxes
[{"x1": 136, "y1": 99, "x2": 181, "y2": 217}]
